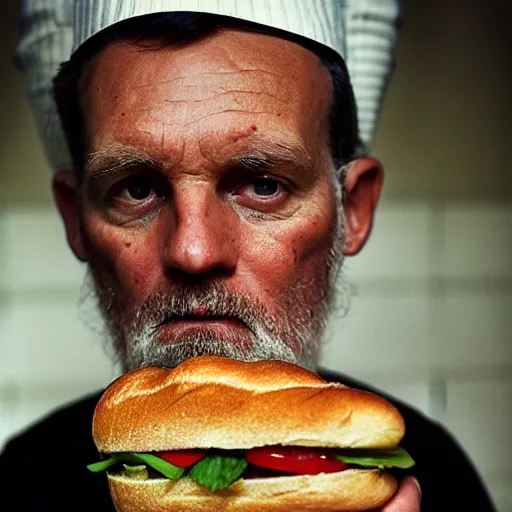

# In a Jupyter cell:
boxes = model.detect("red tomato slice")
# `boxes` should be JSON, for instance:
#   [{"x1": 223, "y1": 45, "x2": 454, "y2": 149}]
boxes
[
  {"x1": 246, "y1": 447, "x2": 348, "y2": 475},
  {"x1": 154, "y1": 449, "x2": 207, "y2": 468}
]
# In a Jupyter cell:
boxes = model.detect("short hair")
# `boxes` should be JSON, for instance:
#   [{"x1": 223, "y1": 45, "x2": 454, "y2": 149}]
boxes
[{"x1": 53, "y1": 12, "x2": 363, "y2": 182}]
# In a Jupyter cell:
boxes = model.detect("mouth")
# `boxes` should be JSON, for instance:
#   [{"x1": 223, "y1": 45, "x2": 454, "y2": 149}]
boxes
[
  {"x1": 169, "y1": 315, "x2": 243, "y2": 327},
  {"x1": 153, "y1": 312, "x2": 249, "y2": 343}
]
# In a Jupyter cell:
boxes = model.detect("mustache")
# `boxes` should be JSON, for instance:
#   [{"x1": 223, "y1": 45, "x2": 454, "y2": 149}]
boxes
[{"x1": 132, "y1": 282, "x2": 277, "y2": 336}]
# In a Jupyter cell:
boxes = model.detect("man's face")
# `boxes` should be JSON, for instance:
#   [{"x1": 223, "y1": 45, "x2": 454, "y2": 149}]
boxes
[{"x1": 73, "y1": 29, "x2": 345, "y2": 372}]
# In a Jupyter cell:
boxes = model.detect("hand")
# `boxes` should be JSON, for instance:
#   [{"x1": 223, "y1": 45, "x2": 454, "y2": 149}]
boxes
[{"x1": 377, "y1": 477, "x2": 421, "y2": 512}]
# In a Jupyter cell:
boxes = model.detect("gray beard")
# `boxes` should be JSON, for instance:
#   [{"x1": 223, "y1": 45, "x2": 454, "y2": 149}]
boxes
[{"x1": 78, "y1": 198, "x2": 348, "y2": 373}]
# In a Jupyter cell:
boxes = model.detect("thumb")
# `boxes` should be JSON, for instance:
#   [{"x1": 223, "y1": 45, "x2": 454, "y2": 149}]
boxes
[{"x1": 381, "y1": 477, "x2": 421, "y2": 512}]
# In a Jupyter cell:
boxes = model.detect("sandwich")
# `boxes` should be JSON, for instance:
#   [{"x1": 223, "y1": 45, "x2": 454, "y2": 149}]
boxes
[{"x1": 88, "y1": 356, "x2": 415, "y2": 511}]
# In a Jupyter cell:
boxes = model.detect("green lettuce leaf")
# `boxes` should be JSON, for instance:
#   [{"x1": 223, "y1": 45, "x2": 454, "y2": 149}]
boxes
[
  {"x1": 335, "y1": 447, "x2": 415, "y2": 469},
  {"x1": 87, "y1": 453, "x2": 185, "y2": 479},
  {"x1": 87, "y1": 446, "x2": 414, "y2": 492},
  {"x1": 123, "y1": 464, "x2": 146, "y2": 472},
  {"x1": 122, "y1": 464, "x2": 149, "y2": 480},
  {"x1": 87, "y1": 457, "x2": 119, "y2": 473},
  {"x1": 188, "y1": 452, "x2": 248, "y2": 492}
]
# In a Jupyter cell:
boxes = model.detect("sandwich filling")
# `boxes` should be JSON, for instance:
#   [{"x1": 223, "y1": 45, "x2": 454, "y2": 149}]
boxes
[{"x1": 88, "y1": 446, "x2": 415, "y2": 492}]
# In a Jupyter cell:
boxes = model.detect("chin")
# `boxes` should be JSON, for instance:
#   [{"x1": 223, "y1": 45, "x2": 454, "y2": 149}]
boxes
[{"x1": 121, "y1": 333, "x2": 305, "y2": 374}]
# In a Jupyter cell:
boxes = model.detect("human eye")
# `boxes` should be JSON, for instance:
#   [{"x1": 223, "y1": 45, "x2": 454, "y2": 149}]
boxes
[
  {"x1": 246, "y1": 178, "x2": 282, "y2": 198},
  {"x1": 232, "y1": 176, "x2": 289, "y2": 210},
  {"x1": 107, "y1": 173, "x2": 167, "y2": 219},
  {"x1": 114, "y1": 175, "x2": 156, "y2": 203}
]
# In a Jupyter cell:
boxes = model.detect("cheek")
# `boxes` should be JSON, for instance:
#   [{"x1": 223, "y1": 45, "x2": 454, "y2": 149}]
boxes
[
  {"x1": 240, "y1": 206, "x2": 336, "y2": 298},
  {"x1": 83, "y1": 212, "x2": 163, "y2": 304}
]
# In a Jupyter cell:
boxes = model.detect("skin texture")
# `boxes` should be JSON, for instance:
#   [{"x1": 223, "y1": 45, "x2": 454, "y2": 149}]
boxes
[
  {"x1": 379, "y1": 477, "x2": 421, "y2": 512},
  {"x1": 54, "y1": 29, "x2": 384, "y2": 371},
  {"x1": 51, "y1": 28, "x2": 419, "y2": 508}
]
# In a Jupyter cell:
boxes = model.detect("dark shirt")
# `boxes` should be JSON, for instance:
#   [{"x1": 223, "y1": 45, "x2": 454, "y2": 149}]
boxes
[{"x1": 0, "y1": 369, "x2": 497, "y2": 511}]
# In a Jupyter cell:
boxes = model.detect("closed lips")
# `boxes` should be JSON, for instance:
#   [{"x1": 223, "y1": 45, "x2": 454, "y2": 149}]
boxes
[{"x1": 156, "y1": 314, "x2": 245, "y2": 327}]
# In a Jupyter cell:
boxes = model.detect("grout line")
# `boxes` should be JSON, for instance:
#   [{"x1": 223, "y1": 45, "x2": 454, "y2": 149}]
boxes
[
  {"x1": 0, "y1": 381, "x2": 20, "y2": 404},
  {"x1": 2, "y1": 194, "x2": 512, "y2": 212},
  {"x1": 350, "y1": 277, "x2": 512, "y2": 295},
  {"x1": 322, "y1": 365, "x2": 512, "y2": 385},
  {"x1": 0, "y1": 290, "x2": 12, "y2": 302},
  {"x1": 0, "y1": 286, "x2": 84, "y2": 301},
  {"x1": 7, "y1": 366, "x2": 510, "y2": 400},
  {"x1": 482, "y1": 468, "x2": 512, "y2": 483},
  {"x1": 428, "y1": 376, "x2": 447, "y2": 422},
  {"x1": 429, "y1": 365, "x2": 512, "y2": 382},
  {"x1": 0, "y1": 378, "x2": 117, "y2": 400},
  {"x1": 427, "y1": 199, "x2": 447, "y2": 418},
  {"x1": 2, "y1": 196, "x2": 512, "y2": 223},
  {"x1": 379, "y1": 192, "x2": 512, "y2": 204},
  {"x1": 0, "y1": 202, "x2": 56, "y2": 214},
  {"x1": 4, "y1": 276, "x2": 512, "y2": 302}
]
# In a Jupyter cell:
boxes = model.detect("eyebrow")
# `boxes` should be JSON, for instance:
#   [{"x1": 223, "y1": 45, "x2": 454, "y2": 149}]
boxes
[
  {"x1": 85, "y1": 144, "x2": 158, "y2": 180},
  {"x1": 84, "y1": 135, "x2": 315, "y2": 181},
  {"x1": 231, "y1": 135, "x2": 314, "y2": 176}
]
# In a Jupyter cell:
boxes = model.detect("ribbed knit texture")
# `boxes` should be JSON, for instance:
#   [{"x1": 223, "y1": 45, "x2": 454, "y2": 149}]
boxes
[
  {"x1": 73, "y1": 0, "x2": 346, "y2": 57},
  {"x1": 345, "y1": 0, "x2": 400, "y2": 148},
  {"x1": 15, "y1": 0, "x2": 74, "y2": 171}
]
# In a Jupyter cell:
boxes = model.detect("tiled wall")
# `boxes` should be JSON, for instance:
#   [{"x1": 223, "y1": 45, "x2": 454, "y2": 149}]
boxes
[
  {"x1": 0, "y1": 208, "x2": 118, "y2": 441},
  {"x1": 1, "y1": 201, "x2": 510, "y2": 510},
  {"x1": 319, "y1": 200, "x2": 512, "y2": 511}
]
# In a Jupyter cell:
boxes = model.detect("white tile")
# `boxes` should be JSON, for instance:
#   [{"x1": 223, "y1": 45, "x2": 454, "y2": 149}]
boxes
[
  {"x1": 0, "y1": 207, "x2": 87, "y2": 292},
  {"x1": 0, "y1": 386, "x2": 19, "y2": 451},
  {"x1": 442, "y1": 204, "x2": 512, "y2": 278},
  {"x1": 0, "y1": 300, "x2": 21, "y2": 449},
  {"x1": 0, "y1": 300, "x2": 22, "y2": 381},
  {"x1": 6, "y1": 400, "x2": 56, "y2": 442},
  {"x1": 11, "y1": 385, "x2": 103, "y2": 440},
  {"x1": 361, "y1": 378, "x2": 431, "y2": 417},
  {"x1": 0, "y1": 424, "x2": 10, "y2": 453},
  {"x1": 1, "y1": 294, "x2": 117, "y2": 390},
  {"x1": 485, "y1": 473, "x2": 512, "y2": 512},
  {"x1": 2, "y1": 397, "x2": 74, "y2": 446},
  {"x1": 320, "y1": 294, "x2": 432, "y2": 374},
  {"x1": 0, "y1": 302, "x2": 9, "y2": 368},
  {"x1": 0, "y1": 418, "x2": 14, "y2": 451},
  {"x1": 443, "y1": 379, "x2": 512, "y2": 476},
  {"x1": 343, "y1": 202, "x2": 431, "y2": 281},
  {"x1": 435, "y1": 292, "x2": 512, "y2": 368}
]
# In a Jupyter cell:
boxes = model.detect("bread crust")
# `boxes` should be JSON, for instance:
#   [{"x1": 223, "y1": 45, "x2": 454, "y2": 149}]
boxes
[
  {"x1": 108, "y1": 469, "x2": 398, "y2": 512},
  {"x1": 93, "y1": 357, "x2": 404, "y2": 453}
]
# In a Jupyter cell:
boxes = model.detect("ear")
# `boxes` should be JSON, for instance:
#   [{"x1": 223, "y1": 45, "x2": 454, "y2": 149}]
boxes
[
  {"x1": 52, "y1": 170, "x2": 88, "y2": 262},
  {"x1": 341, "y1": 156, "x2": 384, "y2": 256}
]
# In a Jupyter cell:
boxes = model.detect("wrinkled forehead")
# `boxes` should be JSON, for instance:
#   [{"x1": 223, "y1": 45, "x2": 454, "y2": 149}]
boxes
[
  {"x1": 79, "y1": 25, "x2": 333, "y2": 89},
  {"x1": 78, "y1": 29, "x2": 334, "y2": 160}
]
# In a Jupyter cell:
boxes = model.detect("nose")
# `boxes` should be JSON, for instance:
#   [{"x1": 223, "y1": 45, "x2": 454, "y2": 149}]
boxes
[{"x1": 163, "y1": 188, "x2": 238, "y2": 276}]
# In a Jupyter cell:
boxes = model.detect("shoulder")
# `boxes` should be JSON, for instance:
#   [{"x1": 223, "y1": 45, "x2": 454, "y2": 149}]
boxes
[
  {"x1": 0, "y1": 390, "x2": 114, "y2": 510},
  {"x1": 319, "y1": 368, "x2": 498, "y2": 511},
  {"x1": 1, "y1": 390, "x2": 103, "y2": 458}
]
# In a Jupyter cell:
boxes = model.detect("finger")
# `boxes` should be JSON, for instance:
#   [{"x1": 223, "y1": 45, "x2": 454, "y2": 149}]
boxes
[{"x1": 380, "y1": 477, "x2": 421, "y2": 512}]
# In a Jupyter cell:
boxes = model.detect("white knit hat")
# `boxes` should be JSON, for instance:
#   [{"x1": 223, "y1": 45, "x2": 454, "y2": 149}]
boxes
[
  {"x1": 15, "y1": 0, "x2": 75, "y2": 172},
  {"x1": 16, "y1": 0, "x2": 400, "y2": 172}
]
